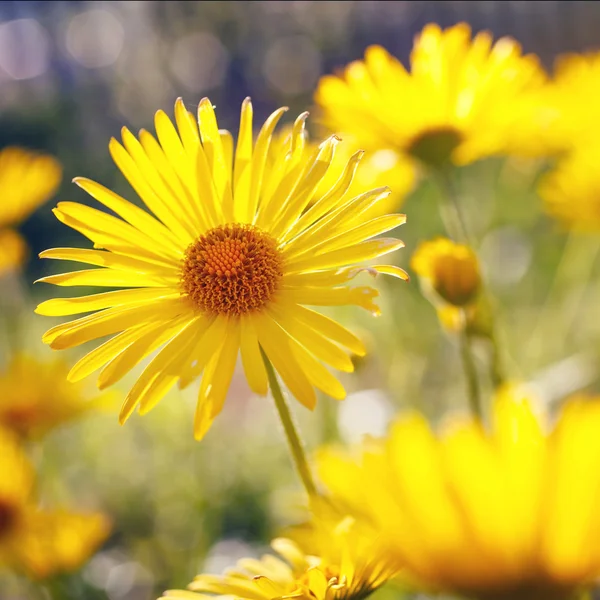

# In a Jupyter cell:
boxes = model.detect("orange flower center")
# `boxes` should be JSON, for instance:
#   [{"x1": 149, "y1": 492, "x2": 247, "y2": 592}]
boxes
[{"x1": 181, "y1": 224, "x2": 283, "y2": 316}]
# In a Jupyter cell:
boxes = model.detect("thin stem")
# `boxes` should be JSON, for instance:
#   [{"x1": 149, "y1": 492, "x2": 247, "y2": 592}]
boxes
[
  {"x1": 459, "y1": 316, "x2": 483, "y2": 420},
  {"x1": 434, "y1": 168, "x2": 471, "y2": 244},
  {"x1": 526, "y1": 233, "x2": 600, "y2": 369},
  {"x1": 261, "y1": 348, "x2": 317, "y2": 498},
  {"x1": 434, "y1": 167, "x2": 506, "y2": 388}
]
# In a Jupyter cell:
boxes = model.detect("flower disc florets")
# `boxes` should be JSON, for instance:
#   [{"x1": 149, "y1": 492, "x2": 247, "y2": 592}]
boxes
[{"x1": 181, "y1": 224, "x2": 283, "y2": 316}]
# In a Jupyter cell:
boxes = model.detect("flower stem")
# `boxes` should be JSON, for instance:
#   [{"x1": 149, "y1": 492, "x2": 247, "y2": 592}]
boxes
[
  {"x1": 526, "y1": 232, "x2": 600, "y2": 370},
  {"x1": 459, "y1": 317, "x2": 483, "y2": 420},
  {"x1": 261, "y1": 348, "x2": 318, "y2": 498},
  {"x1": 434, "y1": 167, "x2": 506, "y2": 390}
]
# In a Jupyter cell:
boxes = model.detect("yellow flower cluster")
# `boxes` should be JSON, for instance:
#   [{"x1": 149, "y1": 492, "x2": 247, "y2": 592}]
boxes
[
  {"x1": 0, "y1": 428, "x2": 110, "y2": 579},
  {"x1": 12, "y1": 16, "x2": 600, "y2": 600}
]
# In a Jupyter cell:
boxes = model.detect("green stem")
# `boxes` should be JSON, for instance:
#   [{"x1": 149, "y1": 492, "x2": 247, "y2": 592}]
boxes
[
  {"x1": 434, "y1": 169, "x2": 471, "y2": 244},
  {"x1": 526, "y1": 233, "x2": 600, "y2": 369},
  {"x1": 434, "y1": 168, "x2": 506, "y2": 389},
  {"x1": 459, "y1": 317, "x2": 483, "y2": 420},
  {"x1": 261, "y1": 348, "x2": 317, "y2": 498}
]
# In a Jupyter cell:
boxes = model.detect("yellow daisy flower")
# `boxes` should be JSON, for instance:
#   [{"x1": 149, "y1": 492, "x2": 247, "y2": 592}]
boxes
[
  {"x1": 36, "y1": 97, "x2": 407, "y2": 440},
  {"x1": 538, "y1": 141, "x2": 600, "y2": 231},
  {"x1": 0, "y1": 428, "x2": 110, "y2": 578},
  {"x1": 0, "y1": 353, "x2": 110, "y2": 440},
  {"x1": 316, "y1": 386, "x2": 600, "y2": 600},
  {"x1": 315, "y1": 23, "x2": 546, "y2": 167},
  {"x1": 411, "y1": 237, "x2": 481, "y2": 307},
  {"x1": 163, "y1": 514, "x2": 398, "y2": 600},
  {"x1": 14, "y1": 509, "x2": 111, "y2": 580},
  {"x1": 0, "y1": 147, "x2": 62, "y2": 274}
]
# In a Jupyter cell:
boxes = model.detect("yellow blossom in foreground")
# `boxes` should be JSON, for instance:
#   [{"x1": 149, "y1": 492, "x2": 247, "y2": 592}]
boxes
[
  {"x1": 411, "y1": 237, "x2": 481, "y2": 307},
  {"x1": 0, "y1": 354, "x2": 110, "y2": 439},
  {"x1": 36, "y1": 97, "x2": 407, "y2": 440},
  {"x1": 0, "y1": 429, "x2": 110, "y2": 578},
  {"x1": 538, "y1": 142, "x2": 600, "y2": 231},
  {"x1": 163, "y1": 513, "x2": 398, "y2": 600},
  {"x1": 270, "y1": 124, "x2": 417, "y2": 215},
  {"x1": 315, "y1": 23, "x2": 547, "y2": 167},
  {"x1": 0, "y1": 147, "x2": 62, "y2": 274},
  {"x1": 317, "y1": 386, "x2": 600, "y2": 600}
]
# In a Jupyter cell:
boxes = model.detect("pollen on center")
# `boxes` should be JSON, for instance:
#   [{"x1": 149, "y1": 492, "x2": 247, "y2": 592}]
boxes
[{"x1": 181, "y1": 224, "x2": 284, "y2": 316}]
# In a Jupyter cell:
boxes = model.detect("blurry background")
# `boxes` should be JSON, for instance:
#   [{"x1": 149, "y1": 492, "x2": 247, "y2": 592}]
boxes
[{"x1": 2, "y1": 1, "x2": 600, "y2": 599}]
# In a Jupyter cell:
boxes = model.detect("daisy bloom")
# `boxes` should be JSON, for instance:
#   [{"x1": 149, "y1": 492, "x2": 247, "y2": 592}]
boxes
[
  {"x1": 0, "y1": 428, "x2": 110, "y2": 578},
  {"x1": 0, "y1": 353, "x2": 111, "y2": 440},
  {"x1": 538, "y1": 141, "x2": 600, "y2": 232},
  {"x1": 163, "y1": 514, "x2": 398, "y2": 600},
  {"x1": 411, "y1": 237, "x2": 481, "y2": 307},
  {"x1": 315, "y1": 23, "x2": 547, "y2": 167},
  {"x1": 0, "y1": 147, "x2": 62, "y2": 274},
  {"x1": 36, "y1": 97, "x2": 407, "y2": 440},
  {"x1": 316, "y1": 386, "x2": 600, "y2": 600}
]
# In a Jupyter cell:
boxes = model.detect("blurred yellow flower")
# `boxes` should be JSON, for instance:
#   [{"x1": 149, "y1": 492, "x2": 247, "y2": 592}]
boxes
[
  {"x1": 411, "y1": 237, "x2": 481, "y2": 307},
  {"x1": 0, "y1": 147, "x2": 62, "y2": 275},
  {"x1": 0, "y1": 428, "x2": 110, "y2": 578},
  {"x1": 15, "y1": 509, "x2": 111, "y2": 580},
  {"x1": 538, "y1": 143, "x2": 600, "y2": 231},
  {"x1": 36, "y1": 97, "x2": 407, "y2": 440},
  {"x1": 270, "y1": 124, "x2": 416, "y2": 215},
  {"x1": 315, "y1": 23, "x2": 547, "y2": 167},
  {"x1": 0, "y1": 353, "x2": 109, "y2": 439},
  {"x1": 316, "y1": 386, "x2": 600, "y2": 600},
  {"x1": 546, "y1": 52, "x2": 600, "y2": 151},
  {"x1": 0, "y1": 228, "x2": 28, "y2": 275},
  {"x1": 163, "y1": 515, "x2": 397, "y2": 600}
]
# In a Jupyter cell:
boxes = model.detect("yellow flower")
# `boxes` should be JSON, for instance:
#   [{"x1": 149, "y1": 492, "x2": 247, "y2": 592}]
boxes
[
  {"x1": 315, "y1": 23, "x2": 547, "y2": 167},
  {"x1": 14, "y1": 509, "x2": 112, "y2": 580},
  {"x1": 316, "y1": 386, "x2": 600, "y2": 600},
  {"x1": 36, "y1": 97, "x2": 407, "y2": 440},
  {"x1": 0, "y1": 147, "x2": 62, "y2": 274},
  {"x1": 163, "y1": 514, "x2": 398, "y2": 600},
  {"x1": 538, "y1": 142, "x2": 600, "y2": 231},
  {"x1": 546, "y1": 52, "x2": 600, "y2": 151},
  {"x1": 411, "y1": 237, "x2": 481, "y2": 307},
  {"x1": 0, "y1": 353, "x2": 110, "y2": 439},
  {"x1": 0, "y1": 229, "x2": 28, "y2": 274},
  {"x1": 270, "y1": 124, "x2": 417, "y2": 215},
  {"x1": 0, "y1": 428, "x2": 110, "y2": 578}
]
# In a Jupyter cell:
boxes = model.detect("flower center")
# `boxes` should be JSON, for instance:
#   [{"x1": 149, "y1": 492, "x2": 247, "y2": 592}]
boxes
[
  {"x1": 181, "y1": 224, "x2": 283, "y2": 316},
  {"x1": 0, "y1": 501, "x2": 17, "y2": 538},
  {"x1": 407, "y1": 126, "x2": 462, "y2": 167}
]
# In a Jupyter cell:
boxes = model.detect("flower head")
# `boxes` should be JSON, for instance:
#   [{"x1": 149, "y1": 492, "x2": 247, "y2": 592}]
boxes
[
  {"x1": 316, "y1": 386, "x2": 600, "y2": 600},
  {"x1": 0, "y1": 353, "x2": 110, "y2": 439},
  {"x1": 411, "y1": 237, "x2": 481, "y2": 307},
  {"x1": 14, "y1": 509, "x2": 111, "y2": 580},
  {"x1": 0, "y1": 428, "x2": 110, "y2": 578},
  {"x1": 163, "y1": 513, "x2": 397, "y2": 600},
  {"x1": 538, "y1": 142, "x2": 600, "y2": 231},
  {"x1": 315, "y1": 23, "x2": 546, "y2": 167},
  {"x1": 36, "y1": 97, "x2": 407, "y2": 440},
  {"x1": 0, "y1": 147, "x2": 62, "y2": 275}
]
